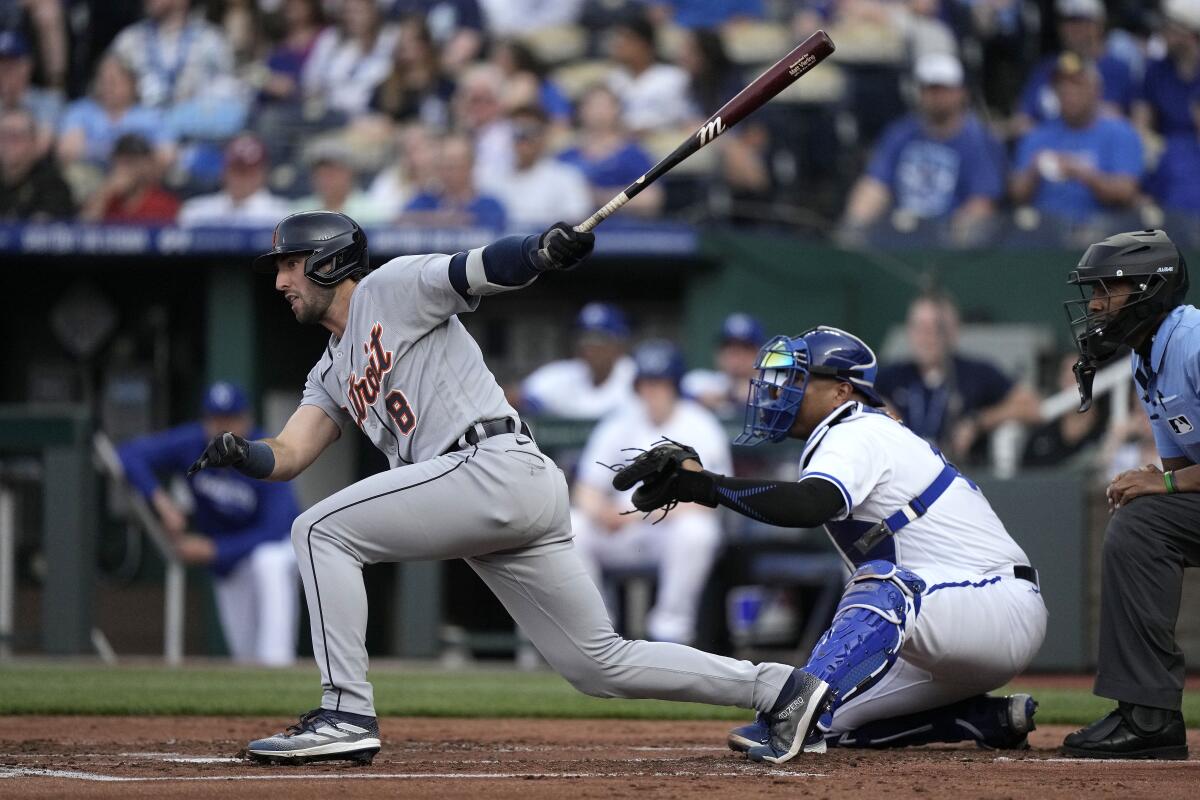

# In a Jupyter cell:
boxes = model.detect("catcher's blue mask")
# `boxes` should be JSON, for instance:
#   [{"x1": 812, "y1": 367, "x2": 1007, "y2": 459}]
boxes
[{"x1": 735, "y1": 327, "x2": 884, "y2": 446}]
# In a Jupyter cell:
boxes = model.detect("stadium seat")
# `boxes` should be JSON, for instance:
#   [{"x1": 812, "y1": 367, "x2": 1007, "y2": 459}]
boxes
[{"x1": 721, "y1": 21, "x2": 790, "y2": 65}]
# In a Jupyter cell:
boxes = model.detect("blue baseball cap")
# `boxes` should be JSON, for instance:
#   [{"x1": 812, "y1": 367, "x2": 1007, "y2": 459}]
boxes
[
  {"x1": 203, "y1": 381, "x2": 249, "y2": 415},
  {"x1": 576, "y1": 302, "x2": 630, "y2": 339},
  {"x1": 632, "y1": 339, "x2": 685, "y2": 386},
  {"x1": 719, "y1": 312, "x2": 764, "y2": 346},
  {"x1": 0, "y1": 31, "x2": 30, "y2": 59}
]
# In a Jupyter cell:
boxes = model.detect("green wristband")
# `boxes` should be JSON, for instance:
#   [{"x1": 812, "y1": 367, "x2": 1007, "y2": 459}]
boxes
[{"x1": 1164, "y1": 470, "x2": 1177, "y2": 494}]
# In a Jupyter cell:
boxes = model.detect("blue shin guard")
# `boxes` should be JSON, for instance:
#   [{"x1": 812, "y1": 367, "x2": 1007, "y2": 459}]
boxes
[
  {"x1": 802, "y1": 560, "x2": 925, "y2": 713},
  {"x1": 745, "y1": 561, "x2": 924, "y2": 764}
]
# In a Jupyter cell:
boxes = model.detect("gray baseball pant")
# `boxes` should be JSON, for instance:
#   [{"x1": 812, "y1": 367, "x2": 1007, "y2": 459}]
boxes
[
  {"x1": 1095, "y1": 492, "x2": 1200, "y2": 710},
  {"x1": 291, "y1": 432, "x2": 793, "y2": 717}
]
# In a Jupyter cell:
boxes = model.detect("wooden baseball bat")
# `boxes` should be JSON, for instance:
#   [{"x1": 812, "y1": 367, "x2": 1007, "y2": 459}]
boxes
[{"x1": 574, "y1": 29, "x2": 836, "y2": 233}]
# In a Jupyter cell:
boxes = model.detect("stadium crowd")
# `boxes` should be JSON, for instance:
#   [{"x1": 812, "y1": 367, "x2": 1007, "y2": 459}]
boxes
[{"x1": 0, "y1": 0, "x2": 1198, "y2": 245}]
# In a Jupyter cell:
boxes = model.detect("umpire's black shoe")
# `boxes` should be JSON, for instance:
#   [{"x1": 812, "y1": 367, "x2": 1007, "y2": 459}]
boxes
[{"x1": 1060, "y1": 703, "x2": 1188, "y2": 760}]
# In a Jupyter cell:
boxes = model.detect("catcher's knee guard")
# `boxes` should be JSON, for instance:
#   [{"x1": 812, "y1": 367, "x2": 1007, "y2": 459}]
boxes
[{"x1": 801, "y1": 560, "x2": 926, "y2": 710}]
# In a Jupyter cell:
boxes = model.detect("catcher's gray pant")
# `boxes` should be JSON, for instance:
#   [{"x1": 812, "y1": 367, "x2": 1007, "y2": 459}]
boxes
[
  {"x1": 291, "y1": 432, "x2": 793, "y2": 717},
  {"x1": 1095, "y1": 492, "x2": 1200, "y2": 711}
]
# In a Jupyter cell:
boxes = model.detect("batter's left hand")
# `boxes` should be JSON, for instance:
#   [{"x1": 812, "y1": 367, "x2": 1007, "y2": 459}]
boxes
[
  {"x1": 175, "y1": 534, "x2": 217, "y2": 565},
  {"x1": 1106, "y1": 464, "x2": 1164, "y2": 511},
  {"x1": 536, "y1": 222, "x2": 594, "y2": 271}
]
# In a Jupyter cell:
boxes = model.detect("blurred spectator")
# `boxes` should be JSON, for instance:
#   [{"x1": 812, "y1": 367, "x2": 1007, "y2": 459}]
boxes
[
  {"x1": 966, "y1": 0, "x2": 1031, "y2": 113},
  {"x1": 1145, "y1": 88, "x2": 1200, "y2": 213},
  {"x1": 1010, "y1": 54, "x2": 1142, "y2": 222},
  {"x1": 646, "y1": 0, "x2": 764, "y2": 30},
  {"x1": 79, "y1": 132, "x2": 181, "y2": 223},
  {"x1": 479, "y1": 0, "x2": 584, "y2": 36},
  {"x1": 0, "y1": 29, "x2": 61, "y2": 154},
  {"x1": 681, "y1": 311, "x2": 765, "y2": 417},
  {"x1": 1133, "y1": 0, "x2": 1200, "y2": 138},
  {"x1": 1097, "y1": 388, "x2": 1158, "y2": 482},
  {"x1": 57, "y1": 55, "x2": 173, "y2": 170},
  {"x1": 1013, "y1": 0, "x2": 1135, "y2": 133},
  {"x1": 1021, "y1": 352, "x2": 1105, "y2": 468},
  {"x1": 572, "y1": 339, "x2": 731, "y2": 645},
  {"x1": 302, "y1": 0, "x2": 399, "y2": 120},
  {"x1": 385, "y1": 0, "x2": 484, "y2": 72},
  {"x1": 108, "y1": 0, "x2": 245, "y2": 140},
  {"x1": 178, "y1": 133, "x2": 289, "y2": 226},
  {"x1": 257, "y1": 0, "x2": 327, "y2": 107},
  {"x1": 291, "y1": 138, "x2": 385, "y2": 224},
  {"x1": 676, "y1": 27, "x2": 741, "y2": 115},
  {"x1": 368, "y1": 15, "x2": 455, "y2": 130},
  {"x1": 841, "y1": 54, "x2": 1004, "y2": 240},
  {"x1": 1, "y1": 0, "x2": 68, "y2": 92},
  {"x1": 365, "y1": 122, "x2": 438, "y2": 217},
  {"x1": 557, "y1": 84, "x2": 662, "y2": 217},
  {"x1": 520, "y1": 302, "x2": 636, "y2": 419},
  {"x1": 497, "y1": 105, "x2": 591, "y2": 230},
  {"x1": 401, "y1": 133, "x2": 506, "y2": 227},
  {"x1": 453, "y1": 63, "x2": 513, "y2": 191},
  {"x1": 489, "y1": 39, "x2": 571, "y2": 126},
  {"x1": 116, "y1": 381, "x2": 300, "y2": 666},
  {"x1": 606, "y1": 13, "x2": 694, "y2": 133},
  {"x1": 0, "y1": 106, "x2": 74, "y2": 220},
  {"x1": 875, "y1": 293, "x2": 1042, "y2": 463}
]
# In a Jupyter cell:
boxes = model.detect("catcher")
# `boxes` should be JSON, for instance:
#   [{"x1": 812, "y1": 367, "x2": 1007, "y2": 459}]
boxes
[{"x1": 614, "y1": 325, "x2": 1047, "y2": 758}]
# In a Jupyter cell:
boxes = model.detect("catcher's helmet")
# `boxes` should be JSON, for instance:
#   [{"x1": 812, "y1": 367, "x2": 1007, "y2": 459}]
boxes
[
  {"x1": 253, "y1": 211, "x2": 370, "y2": 287},
  {"x1": 632, "y1": 339, "x2": 685, "y2": 389},
  {"x1": 736, "y1": 326, "x2": 884, "y2": 446},
  {"x1": 1064, "y1": 229, "x2": 1189, "y2": 365}
]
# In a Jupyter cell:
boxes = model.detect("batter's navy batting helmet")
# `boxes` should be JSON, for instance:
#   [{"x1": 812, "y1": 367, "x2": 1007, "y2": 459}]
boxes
[
  {"x1": 736, "y1": 326, "x2": 884, "y2": 446},
  {"x1": 632, "y1": 339, "x2": 685, "y2": 389},
  {"x1": 253, "y1": 211, "x2": 370, "y2": 287},
  {"x1": 1065, "y1": 229, "x2": 1189, "y2": 366}
]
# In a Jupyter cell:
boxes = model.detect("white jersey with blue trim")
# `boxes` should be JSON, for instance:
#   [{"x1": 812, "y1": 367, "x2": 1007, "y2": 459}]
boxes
[{"x1": 800, "y1": 401, "x2": 1031, "y2": 575}]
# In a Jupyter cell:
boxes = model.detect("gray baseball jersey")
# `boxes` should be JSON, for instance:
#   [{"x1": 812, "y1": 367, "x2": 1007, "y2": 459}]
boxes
[
  {"x1": 287, "y1": 242, "x2": 793, "y2": 721},
  {"x1": 300, "y1": 252, "x2": 515, "y2": 465}
]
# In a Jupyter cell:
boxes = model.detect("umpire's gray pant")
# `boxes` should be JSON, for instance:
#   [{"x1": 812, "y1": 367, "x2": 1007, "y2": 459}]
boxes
[
  {"x1": 1095, "y1": 492, "x2": 1200, "y2": 710},
  {"x1": 291, "y1": 432, "x2": 792, "y2": 717}
]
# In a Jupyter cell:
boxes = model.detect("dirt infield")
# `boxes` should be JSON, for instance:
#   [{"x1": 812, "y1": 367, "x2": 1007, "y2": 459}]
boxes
[{"x1": 1, "y1": 717, "x2": 1197, "y2": 799}]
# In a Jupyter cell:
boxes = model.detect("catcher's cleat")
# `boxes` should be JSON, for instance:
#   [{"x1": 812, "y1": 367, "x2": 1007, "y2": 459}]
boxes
[
  {"x1": 747, "y1": 670, "x2": 832, "y2": 764},
  {"x1": 1060, "y1": 704, "x2": 1188, "y2": 760},
  {"x1": 729, "y1": 712, "x2": 827, "y2": 754},
  {"x1": 974, "y1": 694, "x2": 1038, "y2": 750},
  {"x1": 247, "y1": 708, "x2": 381, "y2": 765}
]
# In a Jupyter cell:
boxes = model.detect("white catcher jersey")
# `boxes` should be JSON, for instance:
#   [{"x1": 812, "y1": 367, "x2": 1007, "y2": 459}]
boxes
[
  {"x1": 301, "y1": 251, "x2": 516, "y2": 467},
  {"x1": 577, "y1": 398, "x2": 733, "y2": 500},
  {"x1": 801, "y1": 401, "x2": 1031, "y2": 575}
]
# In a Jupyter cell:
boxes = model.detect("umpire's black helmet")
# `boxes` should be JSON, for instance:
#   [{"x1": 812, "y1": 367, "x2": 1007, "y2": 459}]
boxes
[
  {"x1": 253, "y1": 211, "x2": 370, "y2": 287},
  {"x1": 1064, "y1": 229, "x2": 1190, "y2": 364}
]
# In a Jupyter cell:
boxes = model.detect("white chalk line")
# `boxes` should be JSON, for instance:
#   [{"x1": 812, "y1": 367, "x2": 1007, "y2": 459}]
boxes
[
  {"x1": 0, "y1": 766, "x2": 827, "y2": 783},
  {"x1": 993, "y1": 756, "x2": 1200, "y2": 765}
]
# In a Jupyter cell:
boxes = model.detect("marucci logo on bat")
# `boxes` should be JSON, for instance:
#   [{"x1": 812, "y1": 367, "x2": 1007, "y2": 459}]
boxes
[
  {"x1": 697, "y1": 117, "x2": 726, "y2": 146},
  {"x1": 788, "y1": 52, "x2": 817, "y2": 77}
]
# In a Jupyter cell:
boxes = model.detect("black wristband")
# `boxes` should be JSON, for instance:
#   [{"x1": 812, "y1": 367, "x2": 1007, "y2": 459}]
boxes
[
  {"x1": 673, "y1": 469, "x2": 720, "y2": 507},
  {"x1": 237, "y1": 440, "x2": 275, "y2": 480}
]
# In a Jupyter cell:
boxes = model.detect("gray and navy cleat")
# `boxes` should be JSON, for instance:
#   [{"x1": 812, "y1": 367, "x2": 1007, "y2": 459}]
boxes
[
  {"x1": 747, "y1": 670, "x2": 832, "y2": 764},
  {"x1": 247, "y1": 708, "x2": 381, "y2": 765},
  {"x1": 728, "y1": 712, "x2": 769, "y2": 753},
  {"x1": 976, "y1": 693, "x2": 1038, "y2": 750}
]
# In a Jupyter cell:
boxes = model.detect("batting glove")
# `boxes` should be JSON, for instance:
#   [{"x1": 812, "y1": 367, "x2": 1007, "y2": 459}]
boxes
[
  {"x1": 188, "y1": 431, "x2": 250, "y2": 476},
  {"x1": 536, "y1": 222, "x2": 594, "y2": 271}
]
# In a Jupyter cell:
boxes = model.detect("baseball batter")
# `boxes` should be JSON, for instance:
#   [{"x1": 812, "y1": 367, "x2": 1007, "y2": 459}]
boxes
[
  {"x1": 189, "y1": 210, "x2": 813, "y2": 765},
  {"x1": 615, "y1": 326, "x2": 1048, "y2": 761}
]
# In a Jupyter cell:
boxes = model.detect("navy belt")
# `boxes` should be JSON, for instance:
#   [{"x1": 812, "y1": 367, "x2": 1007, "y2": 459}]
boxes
[
  {"x1": 1013, "y1": 565, "x2": 1039, "y2": 588},
  {"x1": 445, "y1": 417, "x2": 532, "y2": 454}
]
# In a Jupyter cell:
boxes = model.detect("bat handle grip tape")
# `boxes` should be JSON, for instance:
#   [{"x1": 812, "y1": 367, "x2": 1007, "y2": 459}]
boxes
[{"x1": 575, "y1": 191, "x2": 630, "y2": 234}]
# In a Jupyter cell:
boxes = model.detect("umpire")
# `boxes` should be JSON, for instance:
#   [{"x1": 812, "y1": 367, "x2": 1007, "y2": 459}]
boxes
[{"x1": 1061, "y1": 229, "x2": 1196, "y2": 759}]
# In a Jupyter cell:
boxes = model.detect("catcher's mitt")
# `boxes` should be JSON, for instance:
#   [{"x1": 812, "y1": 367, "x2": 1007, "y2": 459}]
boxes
[{"x1": 611, "y1": 439, "x2": 701, "y2": 514}]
